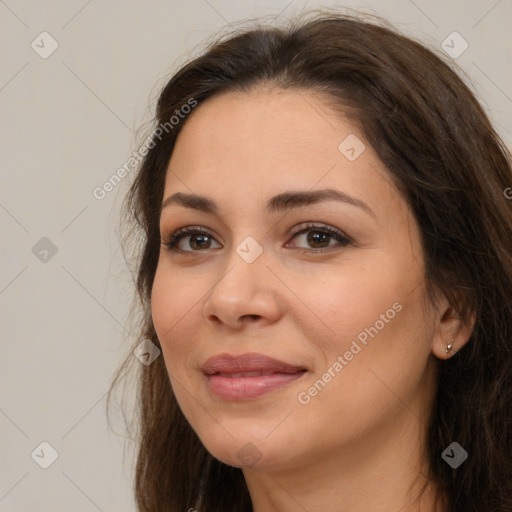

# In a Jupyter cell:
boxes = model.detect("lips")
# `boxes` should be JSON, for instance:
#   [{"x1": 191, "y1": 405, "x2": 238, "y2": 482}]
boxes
[
  {"x1": 217, "y1": 370, "x2": 277, "y2": 377},
  {"x1": 201, "y1": 353, "x2": 307, "y2": 400},
  {"x1": 202, "y1": 353, "x2": 306, "y2": 375}
]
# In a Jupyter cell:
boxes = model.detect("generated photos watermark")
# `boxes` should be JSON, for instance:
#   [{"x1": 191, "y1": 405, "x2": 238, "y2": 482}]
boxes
[
  {"x1": 92, "y1": 98, "x2": 198, "y2": 200},
  {"x1": 297, "y1": 301, "x2": 403, "y2": 405}
]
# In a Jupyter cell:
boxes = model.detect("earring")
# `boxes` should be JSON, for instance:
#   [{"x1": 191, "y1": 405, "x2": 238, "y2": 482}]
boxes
[{"x1": 446, "y1": 339, "x2": 455, "y2": 355}]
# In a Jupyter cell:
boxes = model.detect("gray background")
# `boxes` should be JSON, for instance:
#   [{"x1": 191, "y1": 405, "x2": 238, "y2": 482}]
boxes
[{"x1": 1, "y1": 0, "x2": 510, "y2": 510}]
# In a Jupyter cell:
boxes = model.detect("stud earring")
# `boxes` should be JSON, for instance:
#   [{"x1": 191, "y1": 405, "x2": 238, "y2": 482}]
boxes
[{"x1": 446, "y1": 339, "x2": 455, "y2": 355}]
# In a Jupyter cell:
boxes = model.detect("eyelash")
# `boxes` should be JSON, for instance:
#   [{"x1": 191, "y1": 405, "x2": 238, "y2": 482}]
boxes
[{"x1": 161, "y1": 222, "x2": 353, "y2": 254}]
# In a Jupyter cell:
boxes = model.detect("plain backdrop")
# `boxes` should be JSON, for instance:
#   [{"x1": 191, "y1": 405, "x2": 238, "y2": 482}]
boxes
[{"x1": 1, "y1": 0, "x2": 511, "y2": 510}]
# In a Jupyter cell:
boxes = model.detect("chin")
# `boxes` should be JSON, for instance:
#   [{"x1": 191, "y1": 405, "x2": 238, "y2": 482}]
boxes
[{"x1": 196, "y1": 425, "x2": 294, "y2": 471}]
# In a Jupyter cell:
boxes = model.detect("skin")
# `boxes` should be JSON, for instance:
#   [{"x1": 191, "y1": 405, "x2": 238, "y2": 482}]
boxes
[{"x1": 151, "y1": 87, "x2": 475, "y2": 512}]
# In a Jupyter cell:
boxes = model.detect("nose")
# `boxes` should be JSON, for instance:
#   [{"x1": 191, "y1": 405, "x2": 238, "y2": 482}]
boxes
[{"x1": 202, "y1": 246, "x2": 282, "y2": 330}]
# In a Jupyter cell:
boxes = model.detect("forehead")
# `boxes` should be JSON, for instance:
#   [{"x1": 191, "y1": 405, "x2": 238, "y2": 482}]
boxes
[
  {"x1": 164, "y1": 88, "x2": 402, "y2": 221},
  {"x1": 172, "y1": 88, "x2": 349, "y2": 163}
]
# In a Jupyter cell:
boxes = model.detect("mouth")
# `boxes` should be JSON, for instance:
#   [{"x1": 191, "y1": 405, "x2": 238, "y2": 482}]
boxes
[
  {"x1": 215, "y1": 370, "x2": 292, "y2": 377},
  {"x1": 201, "y1": 353, "x2": 308, "y2": 400}
]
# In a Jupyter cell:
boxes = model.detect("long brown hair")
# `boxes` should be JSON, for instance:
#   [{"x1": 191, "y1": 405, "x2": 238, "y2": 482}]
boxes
[{"x1": 108, "y1": 10, "x2": 512, "y2": 512}]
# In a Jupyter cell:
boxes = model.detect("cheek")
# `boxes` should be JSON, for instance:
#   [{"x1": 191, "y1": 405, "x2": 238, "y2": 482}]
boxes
[
  {"x1": 308, "y1": 282, "x2": 432, "y2": 414},
  {"x1": 292, "y1": 256, "x2": 431, "y2": 416},
  {"x1": 294, "y1": 302, "x2": 431, "y2": 450},
  {"x1": 287, "y1": 257, "x2": 413, "y2": 359},
  {"x1": 151, "y1": 269, "x2": 204, "y2": 424},
  {"x1": 151, "y1": 265, "x2": 199, "y2": 366}
]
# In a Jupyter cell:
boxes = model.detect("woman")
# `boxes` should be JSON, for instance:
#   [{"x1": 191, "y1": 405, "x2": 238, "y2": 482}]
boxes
[{"x1": 108, "y1": 10, "x2": 512, "y2": 512}]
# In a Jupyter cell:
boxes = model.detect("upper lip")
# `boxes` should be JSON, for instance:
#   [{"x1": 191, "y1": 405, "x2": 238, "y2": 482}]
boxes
[{"x1": 201, "y1": 352, "x2": 307, "y2": 375}]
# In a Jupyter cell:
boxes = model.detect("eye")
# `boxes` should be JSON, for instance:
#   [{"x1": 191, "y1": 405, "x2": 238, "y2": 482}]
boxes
[
  {"x1": 161, "y1": 222, "x2": 352, "y2": 254},
  {"x1": 286, "y1": 222, "x2": 352, "y2": 253},
  {"x1": 161, "y1": 226, "x2": 220, "y2": 252}
]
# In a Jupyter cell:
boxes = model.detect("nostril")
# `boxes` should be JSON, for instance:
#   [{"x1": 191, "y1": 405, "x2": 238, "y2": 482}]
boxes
[{"x1": 244, "y1": 314, "x2": 261, "y2": 321}]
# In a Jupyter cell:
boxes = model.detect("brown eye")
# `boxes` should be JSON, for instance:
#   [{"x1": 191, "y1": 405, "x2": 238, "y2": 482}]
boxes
[
  {"x1": 162, "y1": 223, "x2": 352, "y2": 254},
  {"x1": 288, "y1": 223, "x2": 352, "y2": 252},
  {"x1": 305, "y1": 230, "x2": 331, "y2": 249},
  {"x1": 162, "y1": 227, "x2": 221, "y2": 252},
  {"x1": 184, "y1": 233, "x2": 212, "y2": 250}
]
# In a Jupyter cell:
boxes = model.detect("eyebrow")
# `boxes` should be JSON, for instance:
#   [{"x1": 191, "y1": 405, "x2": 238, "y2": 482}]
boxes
[{"x1": 161, "y1": 189, "x2": 376, "y2": 219}]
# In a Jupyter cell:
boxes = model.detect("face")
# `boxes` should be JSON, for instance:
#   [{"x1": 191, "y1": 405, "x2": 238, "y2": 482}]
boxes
[{"x1": 151, "y1": 87, "x2": 440, "y2": 471}]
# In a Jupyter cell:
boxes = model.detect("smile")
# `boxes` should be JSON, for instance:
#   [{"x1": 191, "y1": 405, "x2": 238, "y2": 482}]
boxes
[{"x1": 201, "y1": 352, "x2": 308, "y2": 400}]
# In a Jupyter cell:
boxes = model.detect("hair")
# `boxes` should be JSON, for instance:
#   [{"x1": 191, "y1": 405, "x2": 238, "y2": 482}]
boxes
[{"x1": 107, "y1": 9, "x2": 512, "y2": 512}]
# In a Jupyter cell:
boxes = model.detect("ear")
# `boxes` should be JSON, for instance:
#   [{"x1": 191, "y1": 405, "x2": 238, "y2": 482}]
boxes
[{"x1": 431, "y1": 296, "x2": 476, "y2": 360}]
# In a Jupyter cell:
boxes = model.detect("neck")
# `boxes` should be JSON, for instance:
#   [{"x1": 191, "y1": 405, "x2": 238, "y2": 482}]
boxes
[{"x1": 245, "y1": 421, "x2": 445, "y2": 512}]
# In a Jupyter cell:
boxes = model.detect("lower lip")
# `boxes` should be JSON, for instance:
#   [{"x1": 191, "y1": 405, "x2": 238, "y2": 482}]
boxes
[{"x1": 205, "y1": 372, "x2": 306, "y2": 400}]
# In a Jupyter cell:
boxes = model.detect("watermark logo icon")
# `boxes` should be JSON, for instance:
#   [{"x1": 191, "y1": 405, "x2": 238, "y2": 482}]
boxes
[
  {"x1": 236, "y1": 236, "x2": 263, "y2": 263},
  {"x1": 441, "y1": 32, "x2": 468, "y2": 59},
  {"x1": 31, "y1": 32, "x2": 59, "y2": 59},
  {"x1": 338, "y1": 134, "x2": 366, "y2": 161},
  {"x1": 237, "y1": 442, "x2": 262, "y2": 467},
  {"x1": 442, "y1": 441, "x2": 468, "y2": 468},
  {"x1": 133, "y1": 338, "x2": 161, "y2": 365},
  {"x1": 32, "y1": 237, "x2": 58, "y2": 263},
  {"x1": 31, "y1": 441, "x2": 59, "y2": 469}
]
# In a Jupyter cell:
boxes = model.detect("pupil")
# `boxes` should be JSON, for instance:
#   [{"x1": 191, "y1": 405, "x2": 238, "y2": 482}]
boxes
[
  {"x1": 308, "y1": 231, "x2": 329, "y2": 248},
  {"x1": 192, "y1": 235, "x2": 209, "y2": 249}
]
